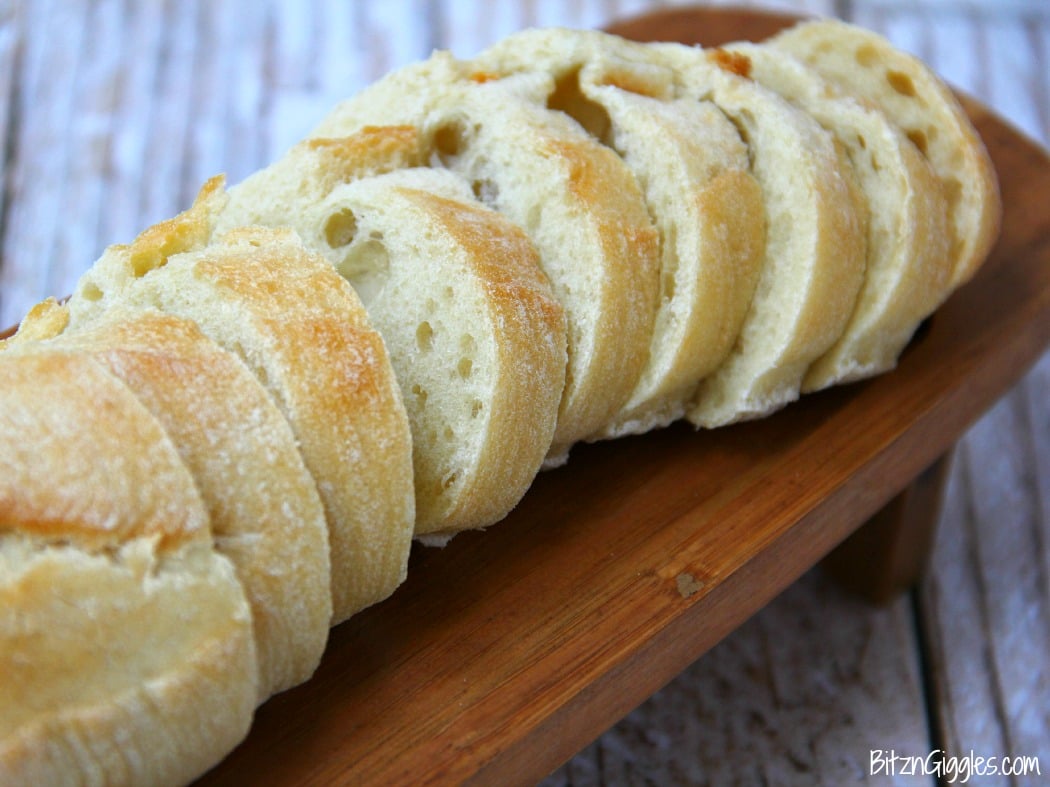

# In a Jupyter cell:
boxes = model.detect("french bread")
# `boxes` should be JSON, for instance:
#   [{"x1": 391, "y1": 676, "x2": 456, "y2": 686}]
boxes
[
  {"x1": 718, "y1": 41, "x2": 952, "y2": 390},
  {"x1": 313, "y1": 52, "x2": 661, "y2": 462},
  {"x1": 39, "y1": 307, "x2": 332, "y2": 699},
  {"x1": 220, "y1": 155, "x2": 568, "y2": 537},
  {"x1": 645, "y1": 42, "x2": 868, "y2": 426},
  {"x1": 769, "y1": 18, "x2": 1001, "y2": 288},
  {"x1": 0, "y1": 349, "x2": 258, "y2": 786},
  {"x1": 473, "y1": 28, "x2": 766, "y2": 437}
]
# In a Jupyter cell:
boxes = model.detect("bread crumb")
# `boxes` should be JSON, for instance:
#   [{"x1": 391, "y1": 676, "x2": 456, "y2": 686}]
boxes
[{"x1": 675, "y1": 572, "x2": 703, "y2": 598}]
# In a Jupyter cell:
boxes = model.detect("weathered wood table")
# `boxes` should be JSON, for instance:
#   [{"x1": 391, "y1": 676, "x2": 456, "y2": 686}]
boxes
[{"x1": 1, "y1": 1, "x2": 1047, "y2": 784}]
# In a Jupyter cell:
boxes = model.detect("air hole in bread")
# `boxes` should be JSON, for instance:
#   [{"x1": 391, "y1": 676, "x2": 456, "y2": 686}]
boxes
[
  {"x1": 457, "y1": 357, "x2": 473, "y2": 379},
  {"x1": 906, "y1": 128, "x2": 929, "y2": 156},
  {"x1": 855, "y1": 44, "x2": 878, "y2": 67},
  {"x1": 433, "y1": 121, "x2": 468, "y2": 165},
  {"x1": 411, "y1": 383, "x2": 428, "y2": 407},
  {"x1": 324, "y1": 208, "x2": 358, "y2": 248},
  {"x1": 336, "y1": 238, "x2": 389, "y2": 305},
  {"x1": 943, "y1": 176, "x2": 963, "y2": 213},
  {"x1": 886, "y1": 70, "x2": 917, "y2": 97},
  {"x1": 471, "y1": 398, "x2": 483, "y2": 418},
  {"x1": 80, "y1": 281, "x2": 103, "y2": 302},
  {"x1": 547, "y1": 68, "x2": 613, "y2": 144},
  {"x1": 856, "y1": 134, "x2": 867, "y2": 150},
  {"x1": 441, "y1": 469, "x2": 458, "y2": 490},
  {"x1": 471, "y1": 178, "x2": 499, "y2": 205},
  {"x1": 416, "y1": 321, "x2": 434, "y2": 352}
]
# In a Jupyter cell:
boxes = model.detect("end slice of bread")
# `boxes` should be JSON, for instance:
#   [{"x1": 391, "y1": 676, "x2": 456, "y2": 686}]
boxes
[{"x1": 770, "y1": 18, "x2": 1001, "y2": 289}]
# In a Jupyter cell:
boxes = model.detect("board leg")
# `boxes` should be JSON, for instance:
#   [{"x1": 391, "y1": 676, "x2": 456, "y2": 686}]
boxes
[{"x1": 822, "y1": 451, "x2": 954, "y2": 604}]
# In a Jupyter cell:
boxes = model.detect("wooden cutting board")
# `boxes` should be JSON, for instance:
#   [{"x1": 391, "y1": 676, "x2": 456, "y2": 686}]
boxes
[{"x1": 175, "y1": 6, "x2": 1047, "y2": 786}]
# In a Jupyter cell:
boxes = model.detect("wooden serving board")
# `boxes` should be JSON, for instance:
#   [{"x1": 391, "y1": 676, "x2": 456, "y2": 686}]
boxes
[{"x1": 182, "y1": 6, "x2": 1044, "y2": 786}]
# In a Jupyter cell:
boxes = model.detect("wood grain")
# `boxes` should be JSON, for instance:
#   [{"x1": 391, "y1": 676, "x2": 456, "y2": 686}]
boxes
[
  {"x1": 823, "y1": 451, "x2": 952, "y2": 605},
  {"x1": 191, "y1": 10, "x2": 1050, "y2": 783},
  {"x1": 543, "y1": 568, "x2": 930, "y2": 786}
]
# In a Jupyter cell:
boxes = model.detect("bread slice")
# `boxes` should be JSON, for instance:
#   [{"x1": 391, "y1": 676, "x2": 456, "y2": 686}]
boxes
[
  {"x1": 314, "y1": 53, "x2": 660, "y2": 462},
  {"x1": 473, "y1": 28, "x2": 766, "y2": 437},
  {"x1": 222, "y1": 162, "x2": 567, "y2": 537},
  {"x1": 770, "y1": 18, "x2": 1001, "y2": 288},
  {"x1": 44, "y1": 306, "x2": 331, "y2": 700},
  {"x1": 643, "y1": 42, "x2": 867, "y2": 426},
  {"x1": 0, "y1": 349, "x2": 257, "y2": 786},
  {"x1": 719, "y1": 41, "x2": 951, "y2": 391},
  {"x1": 66, "y1": 218, "x2": 415, "y2": 624}
]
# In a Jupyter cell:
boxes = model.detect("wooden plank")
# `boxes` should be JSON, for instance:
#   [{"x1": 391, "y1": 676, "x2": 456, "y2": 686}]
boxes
[
  {"x1": 0, "y1": 0, "x2": 88, "y2": 328},
  {"x1": 0, "y1": 0, "x2": 20, "y2": 321},
  {"x1": 46, "y1": 0, "x2": 124, "y2": 303},
  {"x1": 543, "y1": 570, "x2": 930, "y2": 787},
  {"x1": 137, "y1": 0, "x2": 200, "y2": 236},
  {"x1": 95, "y1": 0, "x2": 165, "y2": 247}
]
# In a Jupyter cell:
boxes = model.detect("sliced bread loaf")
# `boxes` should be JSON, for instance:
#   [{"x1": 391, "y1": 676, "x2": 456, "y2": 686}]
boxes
[
  {"x1": 770, "y1": 18, "x2": 1001, "y2": 288},
  {"x1": 314, "y1": 54, "x2": 660, "y2": 462},
  {"x1": 0, "y1": 349, "x2": 257, "y2": 786},
  {"x1": 720, "y1": 41, "x2": 951, "y2": 390},
  {"x1": 644, "y1": 42, "x2": 867, "y2": 426},
  {"x1": 473, "y1": 28, "x2": 766, "y2": 437},
  {"x1": 64, "y1": 219, "x2": 415, "y2": 624}
]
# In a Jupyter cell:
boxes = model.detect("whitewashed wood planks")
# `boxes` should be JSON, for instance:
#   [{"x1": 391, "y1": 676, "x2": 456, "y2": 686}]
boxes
[
  {"x1": 0, "y1": 1, "x2": 1046, "y2": 784},
  {"x1": 863, "y1": 5, "x2": 1050, "y2": 784}
]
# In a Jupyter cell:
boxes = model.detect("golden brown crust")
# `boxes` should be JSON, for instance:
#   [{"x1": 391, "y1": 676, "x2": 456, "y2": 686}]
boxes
[
  {"x1": 0, "y1": 298, "x2": 68, "y2": 350},
  {"x1": 0, "y1": 347, "x2": 258, "y2": 784},
  {"x1": 540, "y1": 134, "x2": 660, "y2": 452},
  {"x1": 53, "y1": 308, "x2": 332, "y2": 700},
  {"x1": 0, "y1": 538, "x2": 257, "y2": 787},
  {"x1": 708, "y1": 47, "x2": 752, "y2": 79},
  {"x1": 0, "y1": 350, "x2": 208, "y2": 549},
  {"x1": 305, "y1": 125, "x2": 427, "y2": 178}
]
